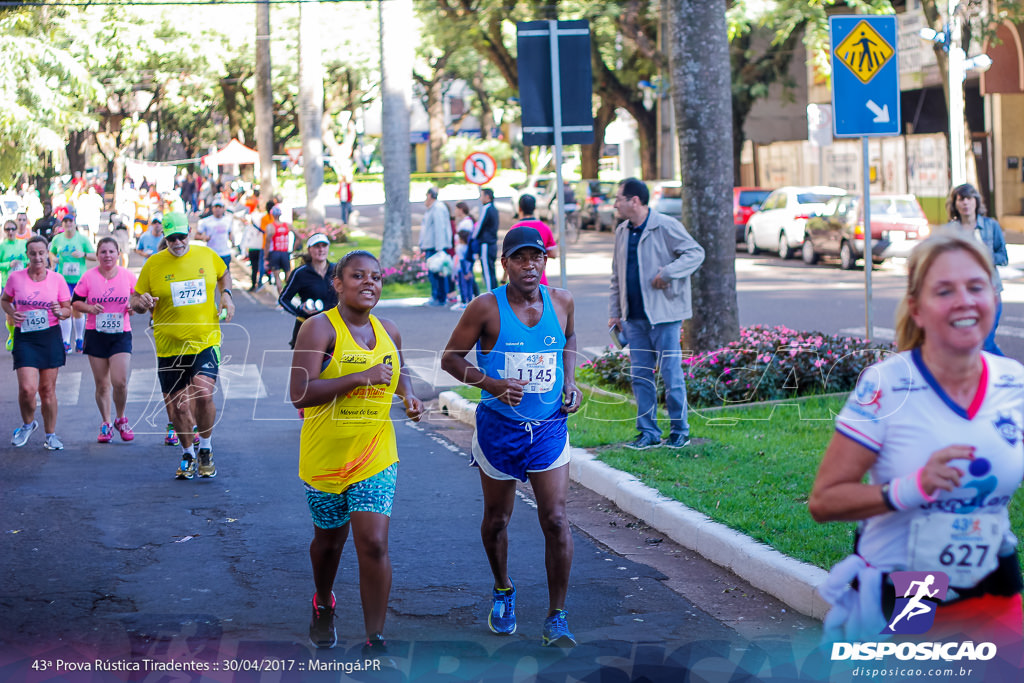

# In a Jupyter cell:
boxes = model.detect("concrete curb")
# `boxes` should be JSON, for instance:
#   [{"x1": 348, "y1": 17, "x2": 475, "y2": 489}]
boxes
[{"x1": 437, "y1": 390, "x2": 831, "y2": 620}]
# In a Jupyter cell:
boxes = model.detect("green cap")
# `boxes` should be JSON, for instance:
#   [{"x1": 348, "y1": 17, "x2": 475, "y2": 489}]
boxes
[{"x1": 162, "y1": 212, "x2": 189, "y2": 237}]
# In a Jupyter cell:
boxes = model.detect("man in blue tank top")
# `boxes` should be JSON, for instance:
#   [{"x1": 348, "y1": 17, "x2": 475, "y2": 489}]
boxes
[{"x1": 442, "y1": 226, "x2": 581, "y2": 648}]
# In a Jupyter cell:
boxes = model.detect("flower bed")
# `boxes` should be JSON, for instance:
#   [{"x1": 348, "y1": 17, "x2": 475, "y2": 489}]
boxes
[
  {"x1": 294, "y1": 221, "x2": 348, "y2": 243},
  {"x1": 382, "y1": 254, "x2": 428, "y2": 285},
  {"x1": 580, "y1": 324, "x2": 894, "y2": 408}
]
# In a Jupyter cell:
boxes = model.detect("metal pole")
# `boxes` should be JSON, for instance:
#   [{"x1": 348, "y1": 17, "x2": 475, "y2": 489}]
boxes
[
  {"x1": 548, "y1": 19, "x2": 569, "y2": 290},
  {"x1": 863, "y1": 136, "x2": 874, "y2": 340},
  {"x1": 948, "y1": 0, "x2": 967, "y2": 187}
]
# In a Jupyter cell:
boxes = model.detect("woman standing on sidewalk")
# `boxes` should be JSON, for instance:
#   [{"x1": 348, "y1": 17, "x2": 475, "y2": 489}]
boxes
[
  {"x1": 945, "y1": 183, "x2": 1008, "y2": 356},
  {"x1": 277, "y1": 233, "x2": 337, "y2": 348},
  {"x1": 72, "y1": 237, "x2": 136, "y2": 443},
  {"x1": 288, "y1": 250, "x2": 423, "y2": 653},
  {"x1": 1, "y1": 235, "x2": 72, "y2": 450},
  {"x1": 810, "y1": 232, "x2": 1024, "y2": 652}
]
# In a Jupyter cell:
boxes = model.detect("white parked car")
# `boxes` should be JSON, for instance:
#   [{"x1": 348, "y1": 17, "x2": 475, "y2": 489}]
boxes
[
  {"x1": 0, "y1": 194, "x2": 22, "y2": 221},
  {"x1": 744, "y1": 185, "x2": 846, "y2": 259}
]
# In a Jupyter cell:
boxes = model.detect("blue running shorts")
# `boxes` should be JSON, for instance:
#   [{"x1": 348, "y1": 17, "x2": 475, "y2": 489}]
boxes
[
  {"x1": 82, "y1": 329, "x2": 132, "y2": 359},
  {"x1": 12, "y1": 325, "x2": 65, "y2": 371},
  {"x1": 304, "y1": 463, "x2": 398, "y2": 529},
  {"x1": 471, "y1": 403, "x2": 570, "y2": 482}
]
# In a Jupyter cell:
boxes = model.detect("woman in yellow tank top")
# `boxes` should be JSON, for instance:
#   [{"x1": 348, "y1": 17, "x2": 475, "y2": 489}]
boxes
[{"x1": 289, "y1": 250, "x2": 423, "y2": 653}]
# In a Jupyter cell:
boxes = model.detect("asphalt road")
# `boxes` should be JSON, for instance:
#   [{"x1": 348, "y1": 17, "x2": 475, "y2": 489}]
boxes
[
  {"x1": 0, "y1": 264, "x2": 823, "y2": 682},
  {"x1": 4, "y1": 204, "x2": 1019, "y2": 682}
]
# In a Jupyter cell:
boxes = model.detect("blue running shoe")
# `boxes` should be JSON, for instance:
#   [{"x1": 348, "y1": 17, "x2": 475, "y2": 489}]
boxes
[
  {"x1": 542, "y1": 609, "x2": 576, "y2": 647},
  {"x1": 487, "y1": 583, "x2": 516, "y2": 635}
]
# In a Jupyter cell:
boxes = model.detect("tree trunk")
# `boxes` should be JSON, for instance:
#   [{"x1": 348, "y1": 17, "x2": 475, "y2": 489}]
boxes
[
  {"x1": 580, "y1": 101, "x2": 615, "y2": 179},
  {"x1": 427, "y1": 77, "x2": 447, "y2": 172},
  {"x1": 732, "y1": 95, "x2": 752, "y2": 187},
  {"x1": 299, "y1": 1, "x2": 326, "y2": 229},
  {"x1": 255, "y1": 0, "x2": 275, "y2": 206},
  {"x1": 471, "y1": 67, "x2": 494, "y2": 141},
  {"x1": 66, "y1": 130, "x2": 89, "y2": 176},
  {"x1": 670, "y1": 0, "x2": 738, "y2": 352},
  {"x1": 634, "y1": 107, "x2": 658, "y2": 181},
  {"x1": 379, "y1": 0, "x2": 414, "y2": 267},
  {"x1": 221, "y1": 78, "x2": 243, "y2": 144},
  {"x1": 104, "y1": 157, "x2": 116, "y2": 194}
]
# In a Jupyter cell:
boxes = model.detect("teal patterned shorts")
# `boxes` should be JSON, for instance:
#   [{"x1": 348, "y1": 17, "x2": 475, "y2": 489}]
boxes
[{"x1": 304, "y1": 463, "x2": 398, "y2": 529}]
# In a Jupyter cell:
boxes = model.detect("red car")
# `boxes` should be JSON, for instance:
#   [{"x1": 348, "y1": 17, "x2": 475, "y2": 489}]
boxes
[
  {"x1": 802, "y1": 193, "x2": 931, "y2": 269},
  {"x1": 734, "y1": 187, "x2": 772, "y2": 242}
]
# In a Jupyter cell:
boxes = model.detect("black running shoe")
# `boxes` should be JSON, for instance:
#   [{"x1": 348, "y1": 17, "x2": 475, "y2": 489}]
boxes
[{"x1": 309, "y1": 592, "x2": 336, "y2": 649}]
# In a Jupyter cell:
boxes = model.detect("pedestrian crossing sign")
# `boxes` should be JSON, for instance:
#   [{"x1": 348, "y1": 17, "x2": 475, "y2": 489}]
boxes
[{"x1": 834, "y1": 20, "x2": 894, "y2": 85}]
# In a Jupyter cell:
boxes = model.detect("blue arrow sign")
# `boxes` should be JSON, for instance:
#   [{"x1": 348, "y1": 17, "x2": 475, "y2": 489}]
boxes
[{"x1": 830, "y1": 15, "x2": 901, "y2": 137}]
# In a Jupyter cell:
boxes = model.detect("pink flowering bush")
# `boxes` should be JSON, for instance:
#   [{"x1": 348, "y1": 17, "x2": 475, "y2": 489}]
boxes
[
  {"x1": 579, "y1": 324, "x2": 894, "y2": 408},
  {"x1": 382, "y1": 254, "x2": 428, "y2": 285},
  {"x1": 294, "y1": 221, "x2": 348, "y2": 243}
]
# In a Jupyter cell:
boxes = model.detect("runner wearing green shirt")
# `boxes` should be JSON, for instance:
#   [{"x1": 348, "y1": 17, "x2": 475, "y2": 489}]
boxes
[
  {"x1": 49, "y1": 215, "x2": 96, "y2": 353},
  {"x1": 0, "y1": 220, "x2": 28, "y2": 350}
]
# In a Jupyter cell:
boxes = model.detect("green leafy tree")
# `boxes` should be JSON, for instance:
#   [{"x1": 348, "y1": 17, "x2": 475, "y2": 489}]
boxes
[{"x1": 0, "y1": 8, "x2": 95, "y2": 186}]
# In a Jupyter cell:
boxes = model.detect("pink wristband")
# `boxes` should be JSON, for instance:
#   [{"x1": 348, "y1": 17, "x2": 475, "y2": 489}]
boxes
[{"x1": 888, "y1": 467, "x2": 935, "y2": 511}]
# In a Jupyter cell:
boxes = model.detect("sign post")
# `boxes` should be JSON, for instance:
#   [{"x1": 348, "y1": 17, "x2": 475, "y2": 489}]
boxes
[
  {"x1": 830, "y1": 15, "x2": 901, "y2": 341},
  {"x1": 517, "y1": 20, "x2": 593, "y2": 288}
]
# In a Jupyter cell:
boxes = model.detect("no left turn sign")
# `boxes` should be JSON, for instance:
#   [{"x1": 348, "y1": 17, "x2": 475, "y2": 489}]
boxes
[{"x1": 462, "y1": 151, "x2": 497, "y2": 185}]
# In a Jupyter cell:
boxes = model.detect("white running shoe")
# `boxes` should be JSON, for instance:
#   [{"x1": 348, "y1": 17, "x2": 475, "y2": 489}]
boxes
[
  {"x1": 11, "y1": 421, "x2": 38, "y2": 448},
  {"x1": 43, "y1": 433, "x2": 64, "y2": 451}
]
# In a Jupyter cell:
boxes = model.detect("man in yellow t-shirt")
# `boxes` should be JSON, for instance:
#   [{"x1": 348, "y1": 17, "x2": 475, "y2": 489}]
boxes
[{"x1": 131, "y1": 212, "x2": 235, "y2": 480}]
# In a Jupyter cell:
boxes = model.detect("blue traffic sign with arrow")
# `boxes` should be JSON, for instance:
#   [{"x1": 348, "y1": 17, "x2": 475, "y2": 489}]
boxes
[{"x1": 830, "y1": 15, "x2": 901, "y2": 137}]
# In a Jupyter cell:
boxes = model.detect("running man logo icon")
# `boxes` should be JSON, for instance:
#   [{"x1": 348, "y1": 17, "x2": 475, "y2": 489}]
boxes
[
  {"x1": 883, "y1": 571, "x2": 949, "y2": 635},
  {"x1": 834, "y1": 20, "x2": 895, "y2": 85}
]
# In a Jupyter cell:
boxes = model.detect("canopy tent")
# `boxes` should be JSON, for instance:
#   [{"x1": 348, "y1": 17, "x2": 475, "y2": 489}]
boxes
[{"x1": 202, "y1": 139, "x2": 260, "y2": 167}]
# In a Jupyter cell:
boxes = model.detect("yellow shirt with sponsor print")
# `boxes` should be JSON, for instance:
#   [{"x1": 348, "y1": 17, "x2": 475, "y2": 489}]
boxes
[
  {"x1": 299, "y1": 308, "x2": 400, "y2": 494},
  {"x1": 134, "y1": 244, "x2": 227, "y2": 357}
]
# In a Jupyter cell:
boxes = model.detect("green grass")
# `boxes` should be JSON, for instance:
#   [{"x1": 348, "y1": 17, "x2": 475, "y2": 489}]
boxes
[
  {"x1": 329, "y1": 234, "x2": 382, "y2": 261},
  {"x1": 328, "y1": 235, "x2": 431, "y2": 300},
  {"x1": 452, "y1": 386, "x2": 482, "y2": 402},
  {"x1": 596, "y1": 396, "x2": 851, "y2": 570},
  {"x1": 454, "y1": 387, "x2": 1024, "y2": 574}
]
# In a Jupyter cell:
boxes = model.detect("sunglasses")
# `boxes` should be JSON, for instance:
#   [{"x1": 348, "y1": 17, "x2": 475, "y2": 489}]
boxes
[
  {"x1": 165, "y1": 233, "x2": 188, "y2": 243},
  {"x1": 3, "y1": 228, "x2": 15, "y2": 233}
]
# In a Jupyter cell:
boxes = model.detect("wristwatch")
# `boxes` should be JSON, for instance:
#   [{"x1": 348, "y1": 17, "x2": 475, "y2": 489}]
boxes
[{"x1": 880, "y1": 482, "x2": 897, "y2": 511}]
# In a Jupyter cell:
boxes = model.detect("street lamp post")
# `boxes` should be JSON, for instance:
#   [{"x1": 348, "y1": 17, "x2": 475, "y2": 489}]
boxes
[
  {"x1": 948, "y1": 3, "x2": 967, "y2": 187},
  {"x1": 920, "y1": 2, "x2": 992, "y2": 188}
]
